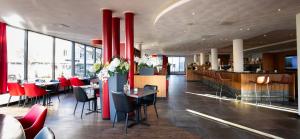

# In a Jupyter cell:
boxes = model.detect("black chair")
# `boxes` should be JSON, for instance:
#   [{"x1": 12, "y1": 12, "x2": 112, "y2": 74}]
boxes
[
  {"x1": 142, "y1": 85, "x2": 158, "y2": 120},
  {"x1": 112, "y1": 92, "x2": 136, "y2": 134},
  {"x1": 34, "y1": 127, "x2": 55, "y2": 139},
  {"x1": 73, "y1": 87, "x2": 96, "y2": 119},
  {"x1": 47, "y1": 80, "x2": 60, "y2": 102}
]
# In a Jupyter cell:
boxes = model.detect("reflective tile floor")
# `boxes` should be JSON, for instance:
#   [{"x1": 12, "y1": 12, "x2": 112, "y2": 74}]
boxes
[{"x1": 1, "y1": 75, "x2": 300, "y2": 139}]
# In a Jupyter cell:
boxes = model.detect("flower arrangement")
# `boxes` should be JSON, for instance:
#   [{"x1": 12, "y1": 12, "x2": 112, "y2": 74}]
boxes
[
  {"x1": 134, "y1": 56, "x2": 159, "y2": 70},
  {"x1": 98, "y1": 57, "x2": 130, "y2": 81},
  {"x1": 90, "y1": 62, "x2": 104, "y2": 74}
]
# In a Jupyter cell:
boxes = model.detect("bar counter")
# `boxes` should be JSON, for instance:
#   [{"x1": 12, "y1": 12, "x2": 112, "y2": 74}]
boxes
[{"x1": 187, "y1": 69, "x2": 296, "y2": 101}]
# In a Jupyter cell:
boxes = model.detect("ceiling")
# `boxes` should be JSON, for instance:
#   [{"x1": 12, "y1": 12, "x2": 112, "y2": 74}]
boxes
[{"x1": 0, "y1": 0, "x2": 300, "y2": 55}]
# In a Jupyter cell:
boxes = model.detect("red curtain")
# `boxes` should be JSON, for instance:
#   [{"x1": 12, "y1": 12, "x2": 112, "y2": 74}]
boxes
[{"x1": 0, "y1": 22, "x2": 7, "y2": 94}]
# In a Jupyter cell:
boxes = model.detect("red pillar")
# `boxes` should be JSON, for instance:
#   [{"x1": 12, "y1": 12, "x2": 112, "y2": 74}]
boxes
[
  {"x1": 125, "y1": 12, "x2": 134, "y2": 89},
  {"x1": 102, "y1": 9, "x2": 112, "y2": 120},
  {"x1": 112, "y1": 17, "x2": 120, "y2": 57}
]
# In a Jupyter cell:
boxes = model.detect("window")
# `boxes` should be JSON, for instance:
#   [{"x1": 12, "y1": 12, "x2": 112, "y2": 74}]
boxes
[
  {"x1": 28, "y1": 32, "x2": 53, "y2": 81},
  {"x1": 55, "y1": 38, "x2": 72, "y2": 78},
  {"x1": 95, "y1": 48, "x2": 102, "y2": 63},
  {"x1": 75, "y1": 43, "x2": 85, "y2": 77},
  {"x1": 6, "y1": 26, "x2": 25, "y2": 81},
  {"x1": 168, "y1": 57, "x2": 185, "y2": 74},
  {"x1": 86, "y1": 46, "x2": 95, "y2": 77}
]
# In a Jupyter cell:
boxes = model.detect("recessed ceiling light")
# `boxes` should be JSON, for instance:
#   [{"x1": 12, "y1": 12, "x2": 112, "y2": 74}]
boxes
[
  {"x1": 246, "y1": 28, "x2": 250, "y2": 31},
  {"x1": 192, "y1": 12, "x2": 196, "y2": 15},
  {"x1": 278, "y1": 8, "x2": 281, "y2": 12},
  {"x1": 202, "y1": 38, "x2": 206, "y2": 41},
  {"x1": 240, "y1": 28, "x2": 243, "y2": 31},
  {"x1": 263, "y1": 34, "x2": 267, "y2": 37}
]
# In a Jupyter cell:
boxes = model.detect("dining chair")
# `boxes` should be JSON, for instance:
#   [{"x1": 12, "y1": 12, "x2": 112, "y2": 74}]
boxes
[
  {"x1": 23, "y1": 83, "x2": 48, "y2": 107},
  {"x1": 34, "y1": 127, "x2": 55, "y2": 139},
  {"x1": 73, "y1": 87, "x2": 96, "y2": 119},
  {"x1": 58, "y1": 77, "x2": 70, "y2": 94},
  {"x1": 142, "y1": 85, "x2": 158, "y2": 120},
  {"x1": 17, "y1": 104, "x2": 48, "y2": 139},
  {"x1": 7, "y1": 82, "x2": 25, "y2": 107},
  {"x1": 69, "y1": 77, "x2": 85, "y2": 87},
  {"x1": 48, "y1": 80, "x2": 60, "y2": 102},
  {"x1": 111, "y1": 92, "x2": 137, "y2": 134}
]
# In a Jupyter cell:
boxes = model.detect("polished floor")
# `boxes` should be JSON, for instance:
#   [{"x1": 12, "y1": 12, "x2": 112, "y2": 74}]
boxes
[{"x1": 1, "y1": 75, "x2": 300, "y2": 139}]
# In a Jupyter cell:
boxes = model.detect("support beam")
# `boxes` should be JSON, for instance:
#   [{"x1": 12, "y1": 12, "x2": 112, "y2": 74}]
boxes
[
  {"x1": 211, "y1": 48, "x2": 218, "y2": 70},
  {"x1": 112, "y1": 17, "x2": 120, "y2": 57},
  {"x1": 102, "y1": 9, "x2": 112, "y2": 120},
  {"x1": 233, "y1": 39, "x2": 244, "y2": 72},
  {"x1": 125, "y1": 12, "x2": 134, "y2": 89},
  {"x1": 200, "y1": 53, "x2": 205, "y2": 65},
  {"x1": 296, "y1": 13, "x2": 300, "y2": 116}
]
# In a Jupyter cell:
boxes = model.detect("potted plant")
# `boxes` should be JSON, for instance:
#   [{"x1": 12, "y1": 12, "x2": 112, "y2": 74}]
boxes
[
  {"x1": 135, "y1": 56, "x2": 158, "y2": 75},
  {"x1": 98, "y1": 57, "x2": 130, "y2": 122}
]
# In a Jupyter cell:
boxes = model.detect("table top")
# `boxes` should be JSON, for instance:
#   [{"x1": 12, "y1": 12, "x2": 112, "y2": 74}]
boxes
[
  {"x1": 35, "y1": 82, "x2": 60, "y2": 87},
  {"x1": 0, "y1": 114, "x2": 26, "y2": 139},
  {"x1": 125, "y1": 88, "x2": 157, "y2": 98},
  {"x1": 80, "y1": 84, "x2": 99, "y2": 89}
]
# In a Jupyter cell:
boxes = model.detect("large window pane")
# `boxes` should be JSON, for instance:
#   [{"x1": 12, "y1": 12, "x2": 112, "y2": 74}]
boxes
[
  {"x1": 7, "y1": 26, "x2": 25, "y2": 81},
  {"x1": 28, "y1": 32, "x2": 53, "y2": 81},
  {"x1": 86, "y1": 46, "x2": 95, "y2": 77},
  {"x1": 55, "y1": 38, "x2": 72, "y2": 78},
  {"x1": 179, "y1": 57, "x2": 185, "y2": 72},
  {"x1": 75, "y1": 43, "x2": 85, "y2": 77},
  {"x1": 96, "y1": 48, "x2": 102, "y2": 63}
]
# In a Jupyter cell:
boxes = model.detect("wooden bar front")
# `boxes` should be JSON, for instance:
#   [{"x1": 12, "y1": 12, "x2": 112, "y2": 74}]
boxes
[{"x1": 134, "y1": 75, "x2": 168, "y2": 98}]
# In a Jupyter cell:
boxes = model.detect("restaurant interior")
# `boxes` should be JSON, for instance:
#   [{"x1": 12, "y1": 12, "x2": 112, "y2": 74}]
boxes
[{"x1": 1, "y1": 0, "x2": 300, "y2": 139}]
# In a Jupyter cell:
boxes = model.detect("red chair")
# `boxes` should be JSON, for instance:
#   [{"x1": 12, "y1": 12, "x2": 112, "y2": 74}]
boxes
[
  {"x1": 58, "y1": 77, "x2": 70, "y2": 93},
  {"x1": 23, "y1": 83, "x2": 47, "y2": 106},
  {"x1": 18, "y1": 104, "x2": 47, "y2": 139},
  {"x1": 69, "y1": 77, "x2": 85, "y2": 87},
  {"x1": 7, "y1": 82, "x2": 25, "y2": 107}
]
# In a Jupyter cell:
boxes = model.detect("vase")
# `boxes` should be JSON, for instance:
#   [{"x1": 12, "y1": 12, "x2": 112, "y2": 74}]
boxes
[
  {"x1": 108, "y1": 73, "x2": 128, "y2": 122},
  {"x1": 139, "y1": 67, "x2": 154, "y2": 75}
]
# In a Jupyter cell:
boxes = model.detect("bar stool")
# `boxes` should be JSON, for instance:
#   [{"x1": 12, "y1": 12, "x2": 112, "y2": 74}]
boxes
[
  {"x1": 215, "y1": 73, "x2": 231, "y2": 99},
  {"x1": 251, "y1": 75, "x2": 271, "y2": 105}
]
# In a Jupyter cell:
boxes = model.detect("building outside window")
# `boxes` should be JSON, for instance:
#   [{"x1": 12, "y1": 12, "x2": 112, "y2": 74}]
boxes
[
  {"x1": 86, "y1": 46, "x2": 95, "y2": 77},
  {"x1": 55, "y1": 38, "x2": 72, "y2": 78},
  {"x1": 28, "y1": 32, "x2": 53, "y2": 81},
  {"x1": 74, "y1": 43, "x2": 85, "y2": 77},
  {"x1": 6, "y1": 26, "x2": 25, "y2": 81}
]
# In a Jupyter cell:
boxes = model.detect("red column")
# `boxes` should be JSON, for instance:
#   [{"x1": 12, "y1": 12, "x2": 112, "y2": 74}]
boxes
[
  {"x1": 112, "y1": 17, "x2": 120, "y2": 57},
  {"x1": 102, "y1": 9, "x2": 112, "y2": 120},
  {"x1": 125, "y1": 12, "x2": 134, "y2": 89}
]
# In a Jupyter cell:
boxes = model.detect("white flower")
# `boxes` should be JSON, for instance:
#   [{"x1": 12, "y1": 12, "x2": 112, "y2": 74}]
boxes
[
  {"x1": 108, "y1": 64, "x2": 116, "y2": 72},
  {"x1": 110, "y1": 58, "x2": 120, "y2": 67}
]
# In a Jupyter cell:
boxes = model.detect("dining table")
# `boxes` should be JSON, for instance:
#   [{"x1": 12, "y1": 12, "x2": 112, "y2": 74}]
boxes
[
  {"x1": 0, "y1": 114, "x2": 26, "y2": 139},
  {"x1": 36, "y1": 82, "x2": 60, "y2": 106},
  {"x1": 125, "y1": 88, "x2": 158, "y2": 127}
]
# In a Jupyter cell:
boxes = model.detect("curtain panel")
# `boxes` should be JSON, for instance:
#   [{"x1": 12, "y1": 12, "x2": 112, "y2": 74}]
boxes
[{"x1": 0, "y1": 22, "x2": 7, "y2": 94}]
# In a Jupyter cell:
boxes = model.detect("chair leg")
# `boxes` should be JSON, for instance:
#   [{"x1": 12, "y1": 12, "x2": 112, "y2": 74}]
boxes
[
  {"x1": 113, "y1": 112, "x2": 117, "y2": 128},
  {"x1": 18, "y1": 96, "x2": 21, "y2": 106},
  {"x1": 255, "y1": 84, "x2": 257, "y2": 105},
  {"x1": 267, "y1": 84, "x2": 271, "y2": 105},
  {"x1": 23, "y1": 97, "x2": 28, "y2": 107},
  {"x1": 125, "y1": 113, "x2": 129, "y2": 134},
  {"x1": 81, "y1": 102, "x2": 85, "y2": 119},
  {"x1": 7, "y1": 96, "x2": 12, "y2": 107},
  {"x1": 57, "y1": 94, "x2": 60, "y2": 102},
  {"x1": 73, "y1": 101, "x2": 78, "y2": 115},
  {"x1": 144, "y1": 105, "x2": 147, "y2": 120},
  {"x1": 154, "y1": 104, "x2": 158, "y2": 119}
]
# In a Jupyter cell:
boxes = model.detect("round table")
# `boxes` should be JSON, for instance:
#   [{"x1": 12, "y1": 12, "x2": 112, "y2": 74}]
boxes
[{"x1": 0, "y1": 114, "x2": 26, "y2": 139}]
